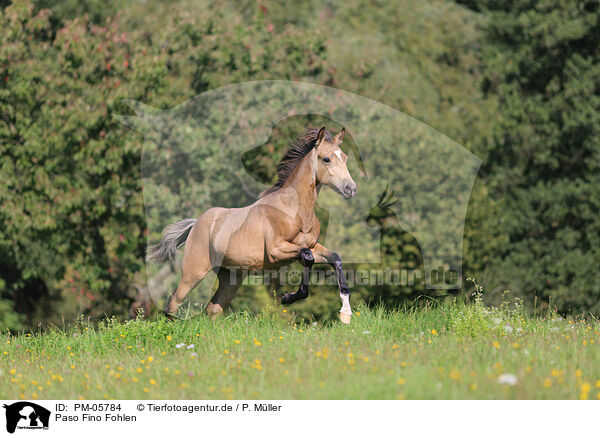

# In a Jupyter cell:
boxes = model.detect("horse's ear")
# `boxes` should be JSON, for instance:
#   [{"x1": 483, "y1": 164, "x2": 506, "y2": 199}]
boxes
[
  {"x1": 334, "y1": 128, "x2": 345, "y2": 145},
  {"x1": 316, "y1": 126, "x2": 327, "y2": 144}
]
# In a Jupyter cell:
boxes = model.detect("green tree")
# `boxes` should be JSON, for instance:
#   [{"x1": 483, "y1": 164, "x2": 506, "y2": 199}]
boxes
[
  {"x1": 459, "y1": 0, "x2": 600, "y2": 313},
  {"x1": 0, "y1": 0, "x2": 332, "y2": 329}
]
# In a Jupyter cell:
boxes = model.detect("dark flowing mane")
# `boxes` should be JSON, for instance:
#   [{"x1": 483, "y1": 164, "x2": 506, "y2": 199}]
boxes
[{"x1": 260, "y1": 128, "x2": 331, "y2": 197}]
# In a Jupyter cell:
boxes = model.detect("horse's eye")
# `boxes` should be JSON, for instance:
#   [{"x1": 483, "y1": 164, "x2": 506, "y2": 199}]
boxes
[{"x1": 323, "y1": 157, "x2": 331, "y2": 163}]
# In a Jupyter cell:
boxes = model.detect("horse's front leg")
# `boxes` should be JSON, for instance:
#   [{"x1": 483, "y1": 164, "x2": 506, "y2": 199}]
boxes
[
  {"x1": 266, "y1": 239, "x2": 314, "y2": 305},
  {"x1": 281, "y1": 248, "x2": 314, "y2": 304},
  {"x1": 312, "y1": 243, "x2": 352, "y2": 324}
]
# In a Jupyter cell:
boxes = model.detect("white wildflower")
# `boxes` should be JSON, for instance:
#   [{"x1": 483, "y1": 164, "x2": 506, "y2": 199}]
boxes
[{"x1": 498, "y1": 374, "x2": 518, "y2": 386}]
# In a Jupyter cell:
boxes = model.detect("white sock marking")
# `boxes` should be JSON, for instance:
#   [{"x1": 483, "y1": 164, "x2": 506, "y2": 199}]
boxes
[{"x1": 340, "y1": 293, "x2": 351, "y2": 315}]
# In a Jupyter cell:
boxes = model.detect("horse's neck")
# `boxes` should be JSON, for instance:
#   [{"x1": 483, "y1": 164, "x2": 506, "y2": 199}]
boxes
[{"x1": 286, "y1": 150, "x2": 318, "y2": 226}]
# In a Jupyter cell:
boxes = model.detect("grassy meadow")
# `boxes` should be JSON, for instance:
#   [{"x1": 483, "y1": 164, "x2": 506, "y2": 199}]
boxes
[{"x1": 1, "y1": 293, "x2": 599, "y2": 400}]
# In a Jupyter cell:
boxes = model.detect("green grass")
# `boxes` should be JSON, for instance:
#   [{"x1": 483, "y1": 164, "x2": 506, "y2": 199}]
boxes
[{"x1": 1, "y1": 297, "x2": 599, "y2": 400}]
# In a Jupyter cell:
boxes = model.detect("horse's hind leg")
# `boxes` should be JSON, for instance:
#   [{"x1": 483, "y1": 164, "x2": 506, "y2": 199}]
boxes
[
  {"x1": 165, "y1": 269, "x2": 210, "y2": 318},
  {"x1": 130, "y1": 298, "x2": 153, "y2": 319},
  {"x1": 164, "y1": 234, "x2": 212, "y2": 318},
  {"x1": 206, "y1": 268, "x2": 241, "y2": 319}
]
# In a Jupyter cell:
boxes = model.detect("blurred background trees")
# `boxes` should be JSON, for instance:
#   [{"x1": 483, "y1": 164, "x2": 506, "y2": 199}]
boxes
[
  {"x1": 1, "y1": 0, "x2": 598, "y2": 329},
  {"x1": 457, "y1": 0, "x2": 600, "y2": 313}
]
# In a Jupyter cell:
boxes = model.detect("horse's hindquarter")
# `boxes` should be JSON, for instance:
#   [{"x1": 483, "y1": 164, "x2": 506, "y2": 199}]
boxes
[
  {"x1": 203, "y1": 205, "x2": 261, "y2": 269},
  {"x1": 206, "y1": 193, "x2": 320, "y2": 270}
]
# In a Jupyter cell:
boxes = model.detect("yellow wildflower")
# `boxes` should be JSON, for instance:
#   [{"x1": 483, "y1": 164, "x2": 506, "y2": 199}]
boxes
[{"x1": 449, "y1": 369, "x2": 461, "y2": 380}]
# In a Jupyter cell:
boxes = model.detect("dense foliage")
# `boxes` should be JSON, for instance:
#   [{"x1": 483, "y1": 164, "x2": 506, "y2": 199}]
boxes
[
  {"x1": 458, "y1": 0, "x2": 600, "y2": 313},
  {"x1": 0, "y1": 0, "x2": 332, "y2": 328}
]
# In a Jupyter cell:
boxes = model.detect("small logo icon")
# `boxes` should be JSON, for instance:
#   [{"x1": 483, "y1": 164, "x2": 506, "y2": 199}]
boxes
[{"x1": 3, "y1": 402, "x2": 50, "y2": 434}]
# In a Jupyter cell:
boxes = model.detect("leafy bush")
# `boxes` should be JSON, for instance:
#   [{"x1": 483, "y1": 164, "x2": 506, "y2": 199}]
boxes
[
  {"x1": 446, "y1": 279, "x2": 527, "y2": 337},
  {"x1": 0, "y1": 0, "x2": 332, "y2": 329}
]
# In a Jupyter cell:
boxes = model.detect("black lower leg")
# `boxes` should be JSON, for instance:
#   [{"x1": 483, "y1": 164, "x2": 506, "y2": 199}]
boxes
[
  {"x1": 329, "y1": 252, "x2": 351, "y2": 322},
  {"x1": 281, "y1": 248, "x2": 314, "y2": 304},
  {"x1": 330, "y1": 252, "x2": 350, "y2": 296}
]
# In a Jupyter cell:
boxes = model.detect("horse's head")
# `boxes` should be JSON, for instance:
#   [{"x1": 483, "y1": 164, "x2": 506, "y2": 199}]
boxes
[{"x1": 314, "y1": 127, "x2": 357, "y2": 199}]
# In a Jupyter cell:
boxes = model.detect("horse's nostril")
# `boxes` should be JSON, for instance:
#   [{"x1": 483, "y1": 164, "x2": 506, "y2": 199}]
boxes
[{"x1": 344, "y1": 184, "x2": 357, "y2": 198}]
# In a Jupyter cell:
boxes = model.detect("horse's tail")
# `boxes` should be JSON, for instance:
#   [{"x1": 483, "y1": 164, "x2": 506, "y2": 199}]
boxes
[{"x1": 146, "y1": 218, "x2": 197, "y2": 264}]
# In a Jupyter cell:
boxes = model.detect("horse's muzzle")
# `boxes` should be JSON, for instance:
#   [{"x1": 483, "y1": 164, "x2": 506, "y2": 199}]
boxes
[{"x1": 343, "y1": 182, "x2": 357, "y2": 199}]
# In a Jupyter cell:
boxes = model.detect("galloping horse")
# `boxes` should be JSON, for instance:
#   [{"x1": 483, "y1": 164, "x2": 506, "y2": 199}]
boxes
[{"x1": 147, "y1": 127, "x2": 357, "y2": 323}]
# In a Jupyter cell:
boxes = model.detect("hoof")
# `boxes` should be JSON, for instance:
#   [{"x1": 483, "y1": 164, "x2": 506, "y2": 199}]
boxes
[
  {"x1": 339, "y1": 311, "x2": 352, "y2": 324},
  {"x1": 206, "y1": 302, "x2": 224, "y2": 320}
]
